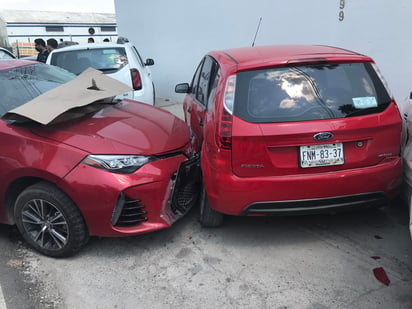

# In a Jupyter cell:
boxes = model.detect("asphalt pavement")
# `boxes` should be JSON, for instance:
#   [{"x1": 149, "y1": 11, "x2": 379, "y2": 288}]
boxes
[
  {"x1": 0, "y1": 225, "x2": 42, "y2": 309},
  {"x1": 18, "y1": 200, "x2": 412, "y2": 308}
]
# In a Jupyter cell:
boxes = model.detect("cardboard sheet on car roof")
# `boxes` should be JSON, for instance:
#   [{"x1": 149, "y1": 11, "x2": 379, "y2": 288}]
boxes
[{"x1": 4, "y1": 67, "x2": 131, "y2": 125}]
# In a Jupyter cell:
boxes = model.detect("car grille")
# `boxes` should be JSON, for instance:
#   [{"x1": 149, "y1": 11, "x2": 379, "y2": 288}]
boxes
[
  {"x1": 171, "y1": 155, "x2": 201, "y2": 215},
  {"x1": 115, "y1": 198, "x2": 148, "y2": 227},
  {"x1": 172, "y1": 181, "x2": 199, "y2": 215}
]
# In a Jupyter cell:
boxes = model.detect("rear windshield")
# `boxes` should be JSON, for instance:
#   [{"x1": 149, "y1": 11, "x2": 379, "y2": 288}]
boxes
[
  {"x1": 50, "y1": 47, "x2": 128, "y2": 75},
  {"x1": 234, "y1": 62, "x2": 392, "y2": 123}
]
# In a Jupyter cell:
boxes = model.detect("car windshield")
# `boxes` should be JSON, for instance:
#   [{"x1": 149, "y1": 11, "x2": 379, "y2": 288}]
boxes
[
  {"x1": 0, "y1": 63, "x2": 76, "y2": 116},
  {"x1": 234, "y1": 62, "x2": 392, "y2": 123},
  {"x1": 50, "y1": 47, "x2": 128, "y2": 75}
]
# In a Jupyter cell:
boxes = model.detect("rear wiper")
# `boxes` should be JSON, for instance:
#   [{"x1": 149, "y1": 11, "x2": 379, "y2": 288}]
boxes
[{"x1": 344, "y1": 102, "x2": 390, "y2": 117}]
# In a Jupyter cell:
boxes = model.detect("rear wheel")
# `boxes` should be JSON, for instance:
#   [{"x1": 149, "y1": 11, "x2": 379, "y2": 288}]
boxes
[
  {"x1": 199, "y1": 184, "x2": 224, "y2": 227},
  {"x1": 14, "y1": 182, "x2": 89, "y2": 258}
]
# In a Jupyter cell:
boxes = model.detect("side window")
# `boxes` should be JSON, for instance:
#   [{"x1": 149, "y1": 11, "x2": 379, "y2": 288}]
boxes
[
  {"x1": 191, "y1": 59, "x2": 204, "y2": 97},
  {"x1": 196, "y1": 56, "x2": 213, "y2": 105},
  {"x1": 207, "y1": 67, "x2": 220, "y2": 111}
]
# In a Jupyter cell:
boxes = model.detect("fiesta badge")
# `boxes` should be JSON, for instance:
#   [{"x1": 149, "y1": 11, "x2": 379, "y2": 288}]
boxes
[{"x1": 313, "y1": 132, "x2": 334, "y2": 141}]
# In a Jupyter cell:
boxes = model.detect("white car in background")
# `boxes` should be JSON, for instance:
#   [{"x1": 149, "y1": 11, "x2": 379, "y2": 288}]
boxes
[
  {"x1": 47, "y1": 39, "x2": 155, "y2": 105},
  {"x1": 0, "y1": 47, "x2": 16, "y2": 60},
  {"x1": 402, "y1": 95, "x2": 412, "y2": 238}
]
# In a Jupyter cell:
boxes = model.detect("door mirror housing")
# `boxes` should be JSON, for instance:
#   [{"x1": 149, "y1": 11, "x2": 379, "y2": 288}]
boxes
[
  {"x1": 145, "y1": 58, "x2": 155, "y2": 66},
  {"x1": 175, "y1": 83, "x2": 191, "y2": 93}
]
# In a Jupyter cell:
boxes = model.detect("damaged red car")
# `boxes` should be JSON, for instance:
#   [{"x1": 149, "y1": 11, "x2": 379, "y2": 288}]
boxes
[
  {"x1": 0, "y1": 60, "x2": 199, "y2": 257},
  {"x1": 176, "y1": 45, "x2": 402, "y2": 227}
]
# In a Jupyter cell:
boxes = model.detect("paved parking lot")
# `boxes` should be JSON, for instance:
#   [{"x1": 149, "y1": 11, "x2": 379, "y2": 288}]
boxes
[
  {"x1": 17, "y1": 200, "x2": 412, "y2": 308},
  {"x1": 0, "y1": 102, "x2": 411, "y2": 309}
]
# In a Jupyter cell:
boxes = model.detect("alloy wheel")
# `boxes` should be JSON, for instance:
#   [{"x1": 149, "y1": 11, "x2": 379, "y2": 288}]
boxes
[{"x1": 21, "y1": 199, "x2": 69, "y2": 251}]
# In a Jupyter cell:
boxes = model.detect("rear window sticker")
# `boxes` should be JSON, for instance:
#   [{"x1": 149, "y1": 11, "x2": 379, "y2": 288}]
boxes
[{"x1": 352, "y1": 96, "x2": 378, "y2": 109}]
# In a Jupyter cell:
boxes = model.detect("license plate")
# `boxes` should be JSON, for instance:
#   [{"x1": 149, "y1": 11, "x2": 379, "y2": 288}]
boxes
[{"x1": 300, "y1": 143, "x2": 344, "y2": 168}]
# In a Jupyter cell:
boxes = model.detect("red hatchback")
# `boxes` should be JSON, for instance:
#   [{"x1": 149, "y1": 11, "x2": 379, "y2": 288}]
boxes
[
  {"x1": 176, "y1": 45, "x2": 402, "y2": 227},
  {"x1": 0, "y1": 60, "x2": 198, "y2": 257}
]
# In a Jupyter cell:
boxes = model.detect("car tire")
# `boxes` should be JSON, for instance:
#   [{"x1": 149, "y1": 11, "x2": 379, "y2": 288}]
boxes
[
  {"x1": 14, "y1": 182, "x2": 89, "y2": 258},
  {"x1": 199, "y1": 184, "x2": 224, "y2": 227}
]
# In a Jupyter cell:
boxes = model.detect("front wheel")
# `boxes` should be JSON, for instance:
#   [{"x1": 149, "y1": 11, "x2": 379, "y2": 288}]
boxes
[
  {"x1": 199, "y1": 184, "x2": 224, "y2": 227},
  {"x1": 14, "y1": 182, "x2": 89, "y2": 258}
]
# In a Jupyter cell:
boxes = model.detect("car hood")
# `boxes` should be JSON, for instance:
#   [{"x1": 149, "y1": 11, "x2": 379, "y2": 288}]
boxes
[{"x1": 30, "y1": 100, "x2": 190, "y2": 155}]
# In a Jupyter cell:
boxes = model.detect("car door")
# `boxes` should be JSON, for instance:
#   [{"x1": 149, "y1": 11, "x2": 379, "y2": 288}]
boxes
[{"x1": 184, "y1": 56, "x2": 218, "y2": 151}]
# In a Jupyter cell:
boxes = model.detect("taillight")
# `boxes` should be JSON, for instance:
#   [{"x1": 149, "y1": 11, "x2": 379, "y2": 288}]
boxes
[
  {"x1": 217, "y1": 75, "x2": 236, "y2": 149},
  {"x1": 224, "y1": 75, "x2": 236, "y2": 113},
  {"x1": 130, "y1": 68, "x2": 142, "y2": 90},
  {"x1": 218, "y1": 107, "x2": 233, "y2": 149}
]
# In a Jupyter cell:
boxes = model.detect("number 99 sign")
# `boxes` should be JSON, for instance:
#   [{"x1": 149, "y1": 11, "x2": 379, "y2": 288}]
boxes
[{"x1": 339, "y1": 0, "x2": 345, "y2": 21}]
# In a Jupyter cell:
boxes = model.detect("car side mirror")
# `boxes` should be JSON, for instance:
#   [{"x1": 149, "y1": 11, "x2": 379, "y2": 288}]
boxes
[
  {"x1": 175, "y1": 83, "x2": 191, "y2": 93},
  {"x1": 145, "y1": 58, "x2": 154, "y2": 66}
]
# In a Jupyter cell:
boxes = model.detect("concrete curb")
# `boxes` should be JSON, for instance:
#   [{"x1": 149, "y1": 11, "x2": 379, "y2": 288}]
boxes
[{"x1": 156, "y1": 98, "x2": 184, "y2": 120}]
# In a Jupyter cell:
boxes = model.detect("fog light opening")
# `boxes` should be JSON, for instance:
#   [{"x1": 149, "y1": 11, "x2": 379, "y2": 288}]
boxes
[{"x1": 111, "y1": 192, "x2": 126, "y2": 225}]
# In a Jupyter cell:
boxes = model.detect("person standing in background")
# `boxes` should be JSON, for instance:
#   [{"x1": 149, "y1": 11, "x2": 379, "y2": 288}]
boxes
[
  {"x1": 34, "y1": 38, "x2": 49, "y2": 63},
  {"x1": 47, "y1": 38, "x2": 58, "y2": 52}
]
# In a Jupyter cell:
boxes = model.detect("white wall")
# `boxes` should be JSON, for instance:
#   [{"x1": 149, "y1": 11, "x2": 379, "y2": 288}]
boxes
[{"x1": 116, "y1": 0, "x2": 412, "y2": 110}]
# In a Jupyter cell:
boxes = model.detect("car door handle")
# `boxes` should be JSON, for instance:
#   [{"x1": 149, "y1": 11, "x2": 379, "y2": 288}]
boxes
[
  {"x1": 199, "y1": 120, "x2": 204, "y2": 127},
  {"x1": 187, "y1": 108, "x2": 191, "y2": 113}
]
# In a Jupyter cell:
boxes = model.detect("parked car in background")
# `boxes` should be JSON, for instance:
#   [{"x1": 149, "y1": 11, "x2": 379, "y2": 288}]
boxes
[
  {"x1": 47, "y1": 40, "x2": 155, "y2": 105},
  {"x1": 401, "y1": 95, "x2": 412, "y2": 239},
  {"x1": 57, "y1": 41, "x2": 79, "y2": 49},
  {"x1": 0, "y1": 60, "x2": 198, "y2": 257},
  {"x1": 0, "y1": 47, "x2": 15, "y2": 60},
  {"x1": 176, "y1": 45, "x2": 403, "y2": 227},
  {"x1": 21, "y1": 55, "x2": 37, "y2": 61}
]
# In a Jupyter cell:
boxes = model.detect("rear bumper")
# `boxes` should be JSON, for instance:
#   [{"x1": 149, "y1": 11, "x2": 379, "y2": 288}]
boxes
[
  {"x1": 203, "y1": 153, "x2": 402, "y2": 216},
  {"x1": 243, "y1": 192, "x2": 388, "y2": 215}
]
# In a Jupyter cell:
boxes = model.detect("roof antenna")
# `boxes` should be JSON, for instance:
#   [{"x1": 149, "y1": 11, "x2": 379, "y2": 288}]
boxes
[{"x1": 252, "y1": 17, "x2": 262, "y2": 47}]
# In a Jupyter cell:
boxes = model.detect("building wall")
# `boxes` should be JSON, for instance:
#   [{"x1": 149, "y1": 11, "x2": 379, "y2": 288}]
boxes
[
  {"x1": 115, "y1": 0, "x2": 412, "y2": 110},
  {"x1": 6, "y1": 24, "x2": 117, "y2": 45}
]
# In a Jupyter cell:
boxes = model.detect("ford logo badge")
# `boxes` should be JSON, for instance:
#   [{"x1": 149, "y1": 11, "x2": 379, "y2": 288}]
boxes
[{"x1": 313, "y1": 132, "x2": 334, "y2": 141}]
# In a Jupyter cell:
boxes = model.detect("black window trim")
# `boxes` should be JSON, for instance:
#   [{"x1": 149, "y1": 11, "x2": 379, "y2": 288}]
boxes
[
  {"x1": 207, "y1": 66, "x2": 220, "y2": 112},
  {"x1": 45, "y1": 25, "x2": 64, "y2": 32},
  {"x1": 100, "y1": 26, "x2": 116, "y2": 32},
  {"x1": 191, "y1": 55, "x2": 220, "y2": 109},
  {"x1": 190, "y1": 58, "x2": 205, "y2": 104}
]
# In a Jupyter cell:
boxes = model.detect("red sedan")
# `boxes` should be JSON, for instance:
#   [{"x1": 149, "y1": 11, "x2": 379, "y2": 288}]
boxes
[
  {"x1": 176, "y1": 45, "x2": 403, "y2": 227},
  {"x1": 0, "y1": 60, "x2": 198, "y2": 257}
]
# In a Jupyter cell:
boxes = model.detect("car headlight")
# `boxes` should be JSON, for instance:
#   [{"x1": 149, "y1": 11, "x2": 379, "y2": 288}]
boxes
[{"x1": 82, "y1": 155, "x2": 155, "y2": 174}]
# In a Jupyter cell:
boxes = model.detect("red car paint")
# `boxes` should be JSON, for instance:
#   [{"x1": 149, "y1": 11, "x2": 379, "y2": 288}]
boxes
[
  {"x1": 180, "y1": 45, "x2": 402, "y2": 221},
  {"x1": 0, "y1": 60, "x2": 192, "y2": 237}
]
